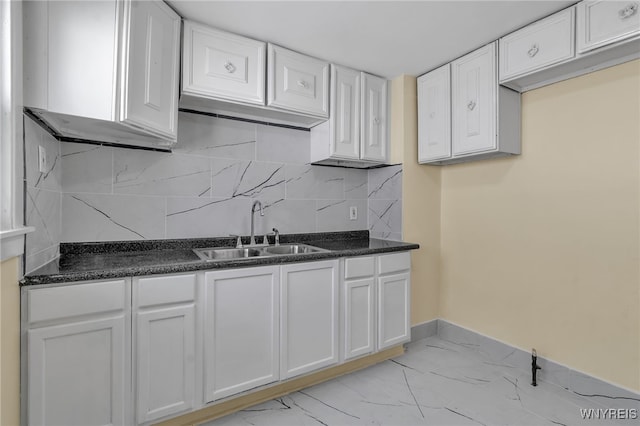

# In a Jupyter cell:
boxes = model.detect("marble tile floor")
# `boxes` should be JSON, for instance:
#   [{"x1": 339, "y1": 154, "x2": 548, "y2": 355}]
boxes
[{"x1": 204, "y1": 336, "x2": 637, "y2": 426}]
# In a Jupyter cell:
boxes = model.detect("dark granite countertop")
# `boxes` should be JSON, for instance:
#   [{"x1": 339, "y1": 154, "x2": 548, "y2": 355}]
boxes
[{"x1": 21, "y1": 231, "x2": 419, "y2": 286}]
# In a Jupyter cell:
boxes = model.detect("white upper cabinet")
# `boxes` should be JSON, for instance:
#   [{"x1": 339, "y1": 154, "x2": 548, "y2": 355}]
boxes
[
  {"x1": 310, "y1": 65, "x2": 389, "y2": 167},
  {"x1": 577, "y1": 0, "x2": 640, "y2": 52},
  {"x1": 182, "y1": 21, "x2": 266, "y2": 106},
  {"x1": 329, "y1": 65, "x2": 361, "y2": 160},
  {"x1": 452, "y1": 43, "x2": 498, "y2": 156},
  {"x1": 500, "y1": 8, "x2": 575, "y2": 82},
  {"x1": 267, "y1": 43, "x2": 330, "y2": 118},
  {"x1": 418, "y1": 42, "x2": 521, "y2": 165},
  {"x1": 361, "y1": 73, "x2": 388, "y2": 162},
  {"x1": 499, "y1": 2, "x2": 639, "y2": 92},
  {"x1": 417, "y1": 64, "x2": 451, "y2": 163},
  {"x1": 23, "y1": 0, "x2": 180, "y2": 149}
]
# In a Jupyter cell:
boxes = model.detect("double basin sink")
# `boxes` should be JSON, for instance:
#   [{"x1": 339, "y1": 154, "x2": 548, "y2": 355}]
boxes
[{"x1": 193, "y1": 243, "x2": 328, "y2": 262}]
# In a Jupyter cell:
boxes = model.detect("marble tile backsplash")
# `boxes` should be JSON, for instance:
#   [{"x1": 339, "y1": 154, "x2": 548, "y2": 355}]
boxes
[
  {"x1": 24, "y1": 117, "x2": 62, "y2": 273},
  {"x1": 24, "y1": 111, "x2": 403, "y2": 268}
]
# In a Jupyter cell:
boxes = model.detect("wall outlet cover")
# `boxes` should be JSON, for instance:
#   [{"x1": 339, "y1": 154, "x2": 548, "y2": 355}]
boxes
[{"x1": 349, "y1": 206, "x2": 358, "y2": 220}]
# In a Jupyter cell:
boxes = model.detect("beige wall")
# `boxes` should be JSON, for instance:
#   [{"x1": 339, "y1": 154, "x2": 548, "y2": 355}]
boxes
[
  {"x1": 0, "y1": 257, "x2": 21, "y2": 425},
  {"x1": 391, "y1": 75, "x2": 442, "y2": 325},
  {"x1": 438, "y1": 60, "x2": 640, "y2": 391}
]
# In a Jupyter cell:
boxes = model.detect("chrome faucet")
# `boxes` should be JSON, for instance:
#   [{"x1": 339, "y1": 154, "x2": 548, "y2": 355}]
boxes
[
  {"x1": 250, "y1": 200, "x2": 264, "y2": 246},
  {"x1": 272, "y1": 228, "x2": 280, "y2": 246}
]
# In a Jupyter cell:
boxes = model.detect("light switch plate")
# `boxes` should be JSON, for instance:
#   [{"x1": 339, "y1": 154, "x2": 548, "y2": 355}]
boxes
[{"x1": 38, "y1": 145, "x2": 47, "y2": 173}]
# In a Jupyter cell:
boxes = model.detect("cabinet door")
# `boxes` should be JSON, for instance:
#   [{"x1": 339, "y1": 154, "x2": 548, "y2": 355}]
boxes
[
  {"x1": 120, "y1": 0, "x2": 180, "y2": 140},
  {"x1": 499, "y1": 8, "x2": 575, "y2": 82},
  {"x1": 330, "y1": 65, "x2": 361, "y2": 160},
  {"x1": 182, "y1": 21, "x2": 266, "y2": 105},
  {"x1": 577, "y1": 0, "x2": 640, "y2": 53},
  {"x1": 28, "y1": 316, "x2": 127, "y2": 426},
  {"x1": 377, "y1": 272, "x2": 410, "y2": 350},
  {"x1": 136, "y1": 305, "x2": 195, "y2": 423},
  {"x1": 452, "y1": 43, "x2": 497, "y2": 157},
  {"x1": 417, "y1": 64, "x2": 451, "y2": 163},
  {"x1": 267, "y1": 44, "x2": 329, "y2": 118},
  {"x1": 281, "y1": 260, "x2": 339, "y2": 379},
  {"x1": 361, "y1": 73, "x2": 388, "y2": 162},
  {"x1": 204, "y1": 267, "x2": 280, "y2": 402},
  {"x1": 343, "y1": 278, "x2": 375, "y2": 360}
]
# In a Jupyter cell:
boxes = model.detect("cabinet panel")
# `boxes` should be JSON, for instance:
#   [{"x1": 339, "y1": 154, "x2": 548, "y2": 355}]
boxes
[
  {"x1": 205, "y1": 267, "x2": 280, "y2": 402},
  {"x1": 378, "y1": 272, "x2": 410, "y2": 350},
  {"x1": 136, "y1": 305, "x2": 195, "y2": 423},
  {"x1": 500, "y1": 8, "x2": 575, "y2": 81},
  {"x1": 28, "y1": 316, "x2": 127, "y2": 426},
  {"x1": 343, "y1": 278, "x2": 375, "y2": 360},
  {"x1": 344, "y1": 256, "x2": 375, "y2": 280},
  {"x1": 361, "y1": 73, "x2": 388, "y2": 162},
  {"x1": 577, "y1": 0, "x2": 640, "y2": 53},
  {"x1": 121, "y1": 0, "x2": 180, "y2": 139},
  {"x1": 452, "y1": 43, "x2": 497, "y2": 156},
  {"x1": 281, "y1": 260, "x2": 339, "y2": 379},
  {"x1": 268, "y1": 44, "x2": 329, "y2": 117},
  {"x1": 418, "y1": 64, "x2": 452, "y2": 163},
  {"x1": 137, "y1": 274, "x2": 196, "y2": 308},
  {"x1": 182, "y1": 21, "x2": 266, "y2": 105},
  {"x1": 330, "y1": 65, "x2": 361, "y2": 159}
]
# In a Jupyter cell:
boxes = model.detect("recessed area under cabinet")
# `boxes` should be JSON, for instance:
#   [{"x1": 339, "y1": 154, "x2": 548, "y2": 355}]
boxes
[
  {"x1": 310, "y1": 65, "x2": 389, "y2": 168},
  {"x1": 23, "y1": 0, "x2": 180, "y2": 150},
  {"x1": 418, "y1": 42, "x2": 521, "y2": 165}
]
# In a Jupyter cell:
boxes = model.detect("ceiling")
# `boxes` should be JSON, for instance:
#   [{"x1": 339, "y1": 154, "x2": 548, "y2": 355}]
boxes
[{"x1": 168, "y1": 1, "x2": 575, "y2": 79}]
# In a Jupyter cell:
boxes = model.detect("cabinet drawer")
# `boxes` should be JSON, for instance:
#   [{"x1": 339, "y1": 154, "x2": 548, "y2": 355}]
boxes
[
  {"x1": 267, "y1": 43, "x2": 329, "y2": 118},
  {"x1": 378, "y1": 252, "x2": 411, "y2": 275},
  {"x1": 182, "y1": 21, "x2": 266, "y2": 105},
  {"x1": 27, "y1": 280, "x2": 127, "y2": 324},
  {"x1": 136, "y1": 274, "x2": 196, "y2": 308},
  {"x1": 344, "y1": 256, "x2": 375, "y2": 280},
  {"x1": 577, "y1": 0, "x2": 640, "y2": 53},
  {"x1": 500, "y1": 8, "x2": 575, "y2": 81}
]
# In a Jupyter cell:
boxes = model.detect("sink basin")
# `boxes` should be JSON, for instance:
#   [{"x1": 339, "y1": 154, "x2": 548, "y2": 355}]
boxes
[
  {"x1": 193, "y1": 247, "x2": 264, "y2": 261},
  {"x1": 193, "y1": 243, "x2": 328, "y2": 261},
  {"x1": 261, "y1": 243, "x2": 328, "y2": 255}
]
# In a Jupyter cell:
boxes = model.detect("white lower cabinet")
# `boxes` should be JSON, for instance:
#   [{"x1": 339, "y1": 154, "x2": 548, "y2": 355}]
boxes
[
  {"x1": 342, "y1": 256, "x2": 376, "y2": 360},
  {"x1": 25, "y1": 279, "x2": 130, "y2": 426},
  {"x1": 280, "y1": 260, "x2": 339, "y2": 379},
  {"x1": 204, "y1": 266, "x2": 280, "y2": 402},
  {"x1": 134, "y1": 274, "x2": 197, "y2": 424},
  {"x1": 377, "y1": 253, "x2": 411, "y2": 350}
]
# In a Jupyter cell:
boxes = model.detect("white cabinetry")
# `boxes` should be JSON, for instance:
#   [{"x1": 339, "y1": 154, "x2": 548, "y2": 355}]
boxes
[
  {"x1": 377, "y1": 253, "x2": 411, "y2": 350},
  {"x1": 267, "y1": 44, "x2": 330, "y2": 119},
  {"x1": 23, "y1": 0, "x2": 180, "y2": 149},
  {"x1": 134, "y1": 274, "x2": 197, "y2": 424},
  {"x1": 417, "y1": 64, "x2": 451, "y2": 163},
  {"x1": 25, "y1": 280, "x2": 131, "y2": 426},
  {"x1": 499, "y1": 3, "x2": 640, "y2": 92},
  {"x1": 418, "y1": 42, "x2": 520, "y2": 165},
  {"x1": 577, "y1": 1, "x2": 640, "y2": 52},
  {"x1": 204, "y1": 266, "x2": 280, "y2": 402},
  {"x1": 182, "y1": 21, "x2": 266, "y2": 106},
  {"x1": 311, "y1": 65, "x2": 389, "y2": 167},
  {"x1": 280, "y1": 260, "x2": 339, "y2": 379},
  {"x1": 500, "y1": 8, "x2": 575, "y2": 82},
  {"x1": 342, "y1": 257, "x2": 375, "y2": 360}
]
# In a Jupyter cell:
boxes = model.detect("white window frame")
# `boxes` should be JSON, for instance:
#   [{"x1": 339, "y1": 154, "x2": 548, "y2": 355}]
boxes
[{"x1": 1, "y1": 0, "x2": 33, "y2": 262}]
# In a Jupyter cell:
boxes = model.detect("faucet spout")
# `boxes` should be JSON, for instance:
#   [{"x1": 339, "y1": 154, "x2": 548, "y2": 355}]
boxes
[{"x1": 250, "y1": 200, "x2": 264, "y2": 246}]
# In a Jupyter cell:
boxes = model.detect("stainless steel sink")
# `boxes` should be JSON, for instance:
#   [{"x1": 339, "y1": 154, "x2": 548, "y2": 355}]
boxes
[
  {"x1": 193, "y1": 247, "x2": 264, "y2": 261},
  {"x1": 193, "y1": 243, "x2": 328, "y2": 261},
  {"x1": 260, "y1": 243, "x2": 328, "y2": 255}
]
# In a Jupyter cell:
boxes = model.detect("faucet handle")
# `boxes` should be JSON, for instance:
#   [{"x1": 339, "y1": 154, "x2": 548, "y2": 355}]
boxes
[
  {"x1": 229, "y1": 234, "x2": 243, "y2": 248},
  {"x1": 262, "y1": 235, "x2": 268, "y2": 245}
]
